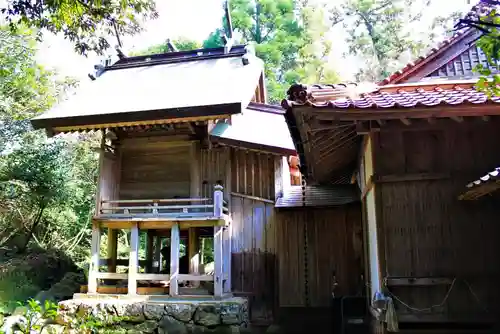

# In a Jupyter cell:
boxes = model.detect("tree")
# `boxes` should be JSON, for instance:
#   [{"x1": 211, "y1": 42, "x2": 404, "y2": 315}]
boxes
[
  {"x1": 1, "y1": 0, "x2": 158, "y2": 55},
  {"x1": 129, "y1": 37, "x2": 202, "y2": 56},
  {"x1": 204, "y1": 0, "x2": 340, "y2": 103},
  {"x1": 0, "y1": 26, "x2": 98, "y2": 258},
  {"x1": 329, "y1": 0, "x2": 461, "y2": 81}
]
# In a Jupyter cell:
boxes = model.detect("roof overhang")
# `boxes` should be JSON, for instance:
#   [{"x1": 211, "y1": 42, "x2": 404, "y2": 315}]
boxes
[
  {"x1": 210, "y1": 102, "x2": 296, "y2": 155},
  {"x1": 283, "y1": 81, "x2": 500, "y2": 184},
  {"x1": 31, "y1": 45, "x2": 264, "y2": 135}
]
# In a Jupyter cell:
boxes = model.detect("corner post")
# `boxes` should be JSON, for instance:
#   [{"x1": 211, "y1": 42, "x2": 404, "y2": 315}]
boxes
[
  {"x1": 223, "y1": 223, "x2": 232, "y2": 293},
  {"x1": 88, "y1": 221, "x2": 101, "y2": 294},
  {"x1": 128, "y1": 223, "x2": 139, "y2": 295},
  {"x1": 170, "y1": 223, "x2": 180, "y2": 296},
  {"x1": 214, "y1": 226, "x2": 223, "y2": 297},
  {"x1": 213, "y1": 184, "x2": 224, "y2": 218}
]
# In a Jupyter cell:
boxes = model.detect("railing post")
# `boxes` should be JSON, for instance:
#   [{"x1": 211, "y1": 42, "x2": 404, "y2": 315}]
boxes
[
  {"x1": 128, "y1": 223, "x2": 139, "y2": 295},
  {"x1": 88, "y1": 222, "x2": 101, "y2": 293},
  {"x1": 213, "y1": 184, "x2": 224, "y2": 218}
]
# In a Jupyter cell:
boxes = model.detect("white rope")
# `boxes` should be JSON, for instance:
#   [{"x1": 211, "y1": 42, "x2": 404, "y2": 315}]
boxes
[{"x1": 383, "y1": 278, "x2": 457, "y2": 313}]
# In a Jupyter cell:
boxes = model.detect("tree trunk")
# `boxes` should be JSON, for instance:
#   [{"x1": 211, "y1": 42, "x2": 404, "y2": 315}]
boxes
[{"x1": 17, "y1": 204, "x2": 46, "y2": 253}]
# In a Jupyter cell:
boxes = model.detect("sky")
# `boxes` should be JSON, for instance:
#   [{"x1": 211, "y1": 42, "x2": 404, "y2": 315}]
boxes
[{"x1": 35, "y1": 0, "x2": 474, "y2": 82}]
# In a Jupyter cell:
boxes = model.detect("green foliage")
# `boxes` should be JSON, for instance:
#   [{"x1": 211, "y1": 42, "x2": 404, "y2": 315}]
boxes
[
  {"x1": 329, "y1": 0, "x2": 460, "y2": 81},
  {"x1": 203, "y1": 0, "x2": 340, "y2": 103},
  {"x1": 0, "y1": 270, "x2": 38, "y2": 314},
  {"x1": 1, "y1": 0, "x2": 158, "y2": 55},
  {"x1": 130, "y1": 37, "x2": 202, "y2": 56},
  {"x1": 472, "y1": 9, "x2": 500, "y2": 97}
]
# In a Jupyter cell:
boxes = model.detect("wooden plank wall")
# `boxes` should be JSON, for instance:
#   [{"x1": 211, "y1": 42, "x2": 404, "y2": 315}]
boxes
[
  {"x1": 276, "y1": 204, "x2": 363, "y2": 308},
  {"x1": 200, "y1": 147, "x2": 229, "y2": 199},
  {"x1": 119, "y1": 140, "x2": 192, "y2": 199},
  {"x1": 373, "y1": 121, "x2": 500, "y2": 322},
  {"x1": 230, "y1": 195, "x2": 277, "y2": 324},
  {"x1": 231, "y1": 148, "x2": 276, "y2": 200}
]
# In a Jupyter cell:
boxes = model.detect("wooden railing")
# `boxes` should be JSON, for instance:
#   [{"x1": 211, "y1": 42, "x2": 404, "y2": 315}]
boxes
[{"x1": 98, "y1": 185, "x2": 228, "y2": 219}]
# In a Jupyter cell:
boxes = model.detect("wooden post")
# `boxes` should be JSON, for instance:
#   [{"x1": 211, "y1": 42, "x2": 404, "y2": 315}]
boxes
[
  {"x1": 155, "y1": 236, "x2": 162, "y2": 273},
  {"x1": 88, "y1": 222, "x2": 101, "y2": 294},
  {"x1": 170, "y1": 224, "x2": 180, "y2": 296},
  {"x1": 214, "y1": 184, "x2": 224, "y2": 218},
  {"x1": 107, "y1": 228, "x2": 118, "y2": 273},
  {"x1": 146, "y1": 230, "x2": 154, "y2": 273},
  {"x1": 188, "y1": 228, "x2": 200, "y2": 287},
  {"x1": 223, "y1": 224, "x2": 232, "y2": 293},
  {"x1": 128, "y1": 223, "x2": 139, "y2": 295},
  {"x1": 214, "y1": 226, "x2": 223, "y2": 297}
]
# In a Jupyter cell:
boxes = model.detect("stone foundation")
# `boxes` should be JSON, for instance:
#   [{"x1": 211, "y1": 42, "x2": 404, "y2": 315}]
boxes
[{"x1": 58, "y1": 297, "x2": 249, "y2": 333}]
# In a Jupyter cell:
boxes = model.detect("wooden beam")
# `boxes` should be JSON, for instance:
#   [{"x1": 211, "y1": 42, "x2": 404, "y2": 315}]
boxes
[
  {"x1": 135, "y1": 273, "x2": 170, "y2": 281},
  {"x1": 373, "y1": 173, "x2": 450, "y2": 183},
  {"x1": 400, "y1": 118, "x2": 411, "y2": 126},
  {"x1": 230, "y1": 192, "x2": 274, "y2": 204},
  {"x1": 170, "y1": 223, "x2": 180, "y2": 296},
  {"x1": 385, "y1": 277, "x2": 454, "y2": 287},
  {"x1": 213, "y1": 185, "x2": 224, "y2": 218},
  {"x1": 214, "y1": 226, "x2": 223, "y2": 297},
  {"x1": 88, "y1": 222, "x2": 101, "y2": 294},
  {"x1": 107, "y1": 228, "x2": 118, "y2": 273},
  {"x1": 178, "y1": 274, "x2": 214, "y2": 282},
  {"x1": 128, "y1": 223, "x2": 139, "y2": 295},
  {"x1": 95, "y1": 272, "x2": 128, "y2": 280}
]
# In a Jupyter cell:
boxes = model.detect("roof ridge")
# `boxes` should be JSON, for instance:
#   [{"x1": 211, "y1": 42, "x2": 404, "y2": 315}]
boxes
[{"x1": 378, "y1": 29, "x2": 475, "y2": 85}]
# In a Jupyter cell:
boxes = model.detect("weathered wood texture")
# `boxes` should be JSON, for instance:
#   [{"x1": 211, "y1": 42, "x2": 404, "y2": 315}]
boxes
[
  {"x1": 230, "y1": 148, "x2": 277, "y2": 200},
  {"x1": 230, "y1": 194, "x2": 277, "y2": 324},
  {"x1": 276, "y1": 205, "x2": 363, "y2": 308},
  {"x1": 373, "y1": 121, "x2": 500, "y2": 322},
  {"x1": 200, "y1": 147, "x2": 229, "y2": 199},
  {"x1": 98, "y1": 149, "x2": 121, "y2": 211},
  {"x1": 119, "y1": 140, "x2": 192, "y2": 199}
]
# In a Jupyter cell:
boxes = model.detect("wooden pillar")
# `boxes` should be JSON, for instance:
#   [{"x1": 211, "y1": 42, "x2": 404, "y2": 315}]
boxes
[
  {"x1": 223, "y1": 224, "x2": 232, "y2": 293},
  {"x1": 213, "y1": 185, "x2": 224, "y2": 218},
  {"x1": 88, "y1": 222, "x2": 101, "y2": 293},
  {"x1": 128, "y1": 223, "x2": 139, "y2": 295},
  {"x1": 214, "y1": 226, "x2": 223, "y2": 297},
  {"x1": 170, "y1": 224, "x2": 180, "y2": 296},
  {"x1": 107, "y1": 228, "x2": 118, "y2": 273},
  {"x1": 146, "y1": 230, "x2": 154, "y2": 273},
  {"x1": 155, "y1": 236, "x2": 162, "y2": 273},
  {"x1": 189, "y1": 142, "x2": 201, "y2": 285},
  {"x1": 188, "y1": 228, "x2": 200, "y2": 287}
]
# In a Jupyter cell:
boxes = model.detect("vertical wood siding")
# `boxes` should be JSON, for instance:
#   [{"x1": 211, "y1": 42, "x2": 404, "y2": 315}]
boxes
[
  {"x1": 230, "y1": 148, "x2": 276, "y2": 200},
  {"x1": 230, "y1": 195, "x2": 277, "y2": 324},
  {"x1": 275, "y1": 205, "x2": 363, "y2": 308},
  {"x1": 373, "y1": 121, "x2": 500, "y2": 322},
  {"x1": 200, "y1": 147, "x2": 229, "y2": 198}
]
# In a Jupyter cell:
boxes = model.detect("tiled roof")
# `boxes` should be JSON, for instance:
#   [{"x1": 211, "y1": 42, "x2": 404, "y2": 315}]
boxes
[
  {"x1": 459, "y1": 167, "x2": 500, "y2": 200},
  {"x1": 275, "y1": 185, "x2": 359, "y2": 208},
  {"x1": 283, "y1": 80, "x2": 500, "y2": 110},
  {"x1": 380, "y1": 2, "x2": 495, "y2": 85},
  {"x1": 378, "y1": 30, "x2": 475, "y2": 85}
]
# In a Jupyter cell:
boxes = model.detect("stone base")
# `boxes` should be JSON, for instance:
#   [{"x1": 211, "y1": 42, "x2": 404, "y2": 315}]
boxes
[{"x1": 58, "y1": 296, "x2": 249, "y2": 333}]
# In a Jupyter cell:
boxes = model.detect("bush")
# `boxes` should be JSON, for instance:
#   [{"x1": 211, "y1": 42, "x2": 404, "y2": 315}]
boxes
[{"x1": 0, "y1": 270, "x2": 39, "y2": 314}]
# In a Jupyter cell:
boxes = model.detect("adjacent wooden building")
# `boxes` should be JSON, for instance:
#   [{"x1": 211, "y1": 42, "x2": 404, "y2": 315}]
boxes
[{"x1": 282, "y1": 25, "x2": 500, "y2": 331}]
